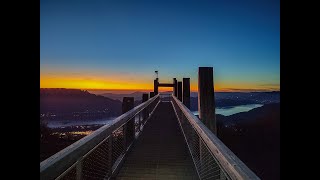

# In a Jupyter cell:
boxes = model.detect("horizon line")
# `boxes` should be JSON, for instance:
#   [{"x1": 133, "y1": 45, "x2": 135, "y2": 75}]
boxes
[{"x1": 40, "y1": 87, "x2": 280, "y2": 93}]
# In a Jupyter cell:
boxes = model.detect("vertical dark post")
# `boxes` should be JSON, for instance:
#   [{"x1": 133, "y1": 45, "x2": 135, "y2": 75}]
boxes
[
  {"x1": 177, "y1": 81, "x2": 182, "y2": 101},
  {"x1": 154, "y1": 78, "x2": 158, "y2": 95},
  {"x1": 198, "y1": 67, "x2": 216, "y2": 134},
  {"x1": 173, "y1": 78, "x2": 178, "y2": 97},
  {"x1": 122, "y1": 97, "x2": 135, "y2": 148},
  {"x1": 142, "y1": 94, "x2": 149, "y2": 103},
  {"x1": 122, "y1": 97, "x2": 134, "y2": 113},
  {"x1": 183, "y1": 78, "x2": 190, "y2": 108},
  {"x1": 150, "y1": 92, "x2": 155, "y2": 98},
  {"x1": 142, "y1": 94, "x2": 149, "y2": 123}
]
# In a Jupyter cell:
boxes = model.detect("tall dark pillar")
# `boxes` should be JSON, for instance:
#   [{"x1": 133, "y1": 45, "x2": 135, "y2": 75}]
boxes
[
  {"x1": 154, "y1": 78, "x2": 158, "y2": 95},
  {"x1": 177, "y1": 81, "x2": 182, "y2": 101},
  {"x1": 122, "y1": 97, "x2": 135, "y2": 147},
  {"x1": 150, "y1": 92, "x2": 155, "y2": 98},
  {"x1": 142, "y1": 93, "x2": 149, "y2": 103},
  {"x1": 198, "y1": 67, "x2": 216, "y2": 134},
  {"x1": 183, "y1": 78, "x2": 190, "y2": 108},
  {"x1": 173, "y1": 78, "x2": 177, "y2": 97},
  {"x1": 122, "y1": 97, "x2": 134, "y2": 113}
]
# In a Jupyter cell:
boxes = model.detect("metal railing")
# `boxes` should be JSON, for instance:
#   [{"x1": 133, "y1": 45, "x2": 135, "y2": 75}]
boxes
[
  {"x1": 171, "y1": 95, "x2": 260, "y2": 180},
  {"x1": 40, "y1": 94, "x2": 160, "y2": 180}
]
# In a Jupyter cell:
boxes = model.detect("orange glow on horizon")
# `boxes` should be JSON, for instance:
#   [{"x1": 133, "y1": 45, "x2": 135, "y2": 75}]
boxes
[
  {"x1": 40, "y1": 75, "x2": 153, "y2": 90},
  {"x1": 41, "y1": 75, "x2": 279, "y2": 92}
]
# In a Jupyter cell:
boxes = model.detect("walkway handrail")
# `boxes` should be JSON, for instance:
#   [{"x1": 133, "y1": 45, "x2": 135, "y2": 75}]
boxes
[
  {"x1": 172, "y1": 95, "x2": 260, "y2": 180},
  {"x1": 40, "y1": 94, "x2": 160, "y2": 180}
]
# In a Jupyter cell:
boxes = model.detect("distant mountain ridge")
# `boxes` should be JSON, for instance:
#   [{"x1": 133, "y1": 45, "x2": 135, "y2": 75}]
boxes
[
  {"x1": 40, "y1": 88, "x2": 122, "y2": 120},
  {"x1": 40, "y1": 89, "x2": 280, "y2": 121},
  {"x1": 100, "y1": 91, "x2": 148, "y2": 101}
]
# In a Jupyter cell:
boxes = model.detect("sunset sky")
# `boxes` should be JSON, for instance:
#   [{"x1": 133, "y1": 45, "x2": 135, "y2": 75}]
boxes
[{"x1": 40, "y1": 0, "x2": 279, "y2": 92}]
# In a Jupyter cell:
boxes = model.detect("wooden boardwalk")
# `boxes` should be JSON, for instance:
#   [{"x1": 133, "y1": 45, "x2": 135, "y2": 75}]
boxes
[{"x1": 116, "y1": 102, "x2": 199, "y2": 180}]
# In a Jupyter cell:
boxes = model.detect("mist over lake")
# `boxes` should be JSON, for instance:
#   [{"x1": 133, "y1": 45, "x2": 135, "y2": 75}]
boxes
[{"x1": 193, "y1": 104, "x2": 263, "y2": 116}]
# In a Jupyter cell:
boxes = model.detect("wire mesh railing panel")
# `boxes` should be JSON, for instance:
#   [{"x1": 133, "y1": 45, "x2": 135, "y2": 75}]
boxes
[
  {"x1": 112, "y1": 126, "x2": 125, "y2": 166},
  {"x1": 197, "y1": 140, "x2": 225, "y2": 180},
  {"x1": 172, "y1": 98, "x2": 230, "y2": 180},
  {"x1": 58, "y1": 166, "x2": 76, "y2": 180},
  {"x1": 82, "y1": 137, "x2": 111, "y2": 180},
  {"x1": 134, "y1": 112, "x2": 142, "y2": 138}
]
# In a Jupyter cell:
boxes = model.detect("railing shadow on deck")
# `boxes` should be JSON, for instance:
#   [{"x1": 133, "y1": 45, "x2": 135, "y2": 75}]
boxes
[{"x1": 40, "y1": 94, "x2": 160, "y2": 180}]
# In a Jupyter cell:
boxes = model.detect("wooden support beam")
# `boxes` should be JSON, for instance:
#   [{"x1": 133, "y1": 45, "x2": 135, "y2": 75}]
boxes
[
  {"x1": 183, "y1": 78, "x2": 190, "y2": 108},
  {"x1": 158, "y1": 83, "x2": 174, "y2": 87},
  {"x1": 198, "y1": 67, "x2": 216, "y2": 134},
  {"x1": 177, "y1": 81, "x2": 182, "y2": 101},
  {"x1": 142, "y1": 94, "x2": 149, "y2": 103},
  {"x1": 154, "y1": 78, "x2": 158, "y2": 95},
  {"x1": 173, "y1": 78, "x2": 177, "y2": 97}
]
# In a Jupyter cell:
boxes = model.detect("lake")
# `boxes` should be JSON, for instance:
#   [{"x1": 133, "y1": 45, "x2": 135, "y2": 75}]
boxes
[
  {"x1": 47, "y1": 117, "x2": 115, "y2": 128},
  {"x1": 193, "y1": 104, "x2": 263, "y2": 116},
  {"x1": 47, "y1": 104, "x2": 263, "y2": 128}
]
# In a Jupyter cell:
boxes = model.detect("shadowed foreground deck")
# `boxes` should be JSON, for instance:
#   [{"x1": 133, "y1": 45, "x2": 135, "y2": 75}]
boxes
[{"x1": 116, "y1": 102, "x2": 199, "y2": 179}]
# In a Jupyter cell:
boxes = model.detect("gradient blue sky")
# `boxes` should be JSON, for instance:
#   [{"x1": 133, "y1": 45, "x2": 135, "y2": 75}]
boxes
[{"x1": 40, "y1": 0, "x2": 280, "y2": 92}]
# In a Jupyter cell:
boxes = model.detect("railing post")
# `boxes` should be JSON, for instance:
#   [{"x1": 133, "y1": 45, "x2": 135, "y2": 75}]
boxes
[
  {"x1": 177, "y1": 81, "x2": 182, "y2": 101},
  {"x1": 142, "y1": 93, "x2": 149, "y2": 103},
  {"x1": 198, "y1": 67, "x2": 216, "y2": 134},
  {"x1": 122, "y1": 97, "x2": 134, "y2": 148},
  {"x1": 150, "y1": 92, "x2": 155, "y2": 98},
  {"x1": 182, "y1": 78, "x2": 190, "y2": 108},
  {"x1": 173, "y1": 78, "x2": 178, "y2": 97}
]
